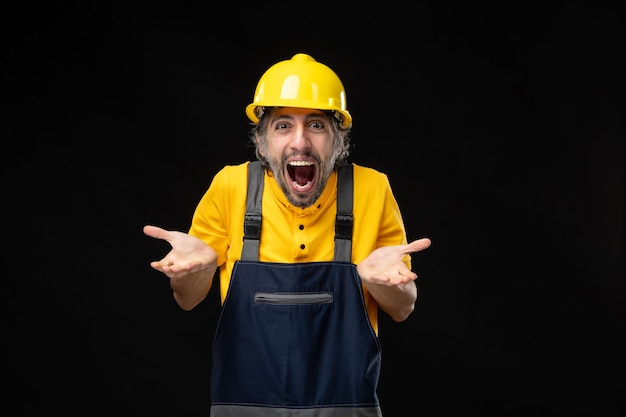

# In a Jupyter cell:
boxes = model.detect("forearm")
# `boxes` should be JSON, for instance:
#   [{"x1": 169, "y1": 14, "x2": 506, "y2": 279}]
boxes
[
  {"x1": 170, "y1": 266, "x2": 216, "y2": 311},
  {"x1": 364, "y1": 280, "x2": 417, "y2": 322},
  {"x1": 356, "y1": 239, "x2": 430, "y2": 322}
]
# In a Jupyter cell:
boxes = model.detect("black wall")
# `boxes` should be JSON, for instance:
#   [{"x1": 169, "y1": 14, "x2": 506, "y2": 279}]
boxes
[{"x1": 6, "y1": 2, "x2": 624, "y2": 416}]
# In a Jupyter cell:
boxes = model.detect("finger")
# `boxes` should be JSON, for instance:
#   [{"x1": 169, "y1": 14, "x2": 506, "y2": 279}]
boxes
[
  {"x1": 389, "y1": 269, "x2": 417, "y2": 284},
  {"x1": 143, "y1": 225, "x2": 169, "y2": 240},
  {"x1": 149, "y1": 260, "x2": 166, "y2": 271},
  {"x1": 151, "y1": 258, "x2": 176, "y2": 270},
  {"x1": 397, "y1": 269, "x2": 417, "y2": 280},
  {"x1": 402, "y1": 238, "x2": 432, "y2": 254}
]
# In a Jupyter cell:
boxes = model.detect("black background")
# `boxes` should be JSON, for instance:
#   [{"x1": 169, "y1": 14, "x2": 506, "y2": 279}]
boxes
[{"x1": 6, "y1": 2, "x2": 624, "y2": 416}]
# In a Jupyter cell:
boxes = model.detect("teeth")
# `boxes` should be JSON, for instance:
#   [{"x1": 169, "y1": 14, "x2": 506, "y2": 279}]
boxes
[{"x1": 288, "y1": 161, "x2": 314, "y2": 166}]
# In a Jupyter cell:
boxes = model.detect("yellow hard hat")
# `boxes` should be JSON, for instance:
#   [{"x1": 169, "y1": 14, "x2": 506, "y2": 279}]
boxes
[{"x1": 245, "y1": 53, "x2": 352, "y2": 128}]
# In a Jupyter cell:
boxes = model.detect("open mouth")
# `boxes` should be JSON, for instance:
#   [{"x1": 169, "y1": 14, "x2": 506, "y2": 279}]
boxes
[{"x1": 286, "y1": 160, "x2": 316, "y2": 192}]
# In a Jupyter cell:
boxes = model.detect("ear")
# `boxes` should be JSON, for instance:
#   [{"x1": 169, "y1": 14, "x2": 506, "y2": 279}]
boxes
[{"x1": 255, "y1": 134, "x2": 265, "y2": 157}]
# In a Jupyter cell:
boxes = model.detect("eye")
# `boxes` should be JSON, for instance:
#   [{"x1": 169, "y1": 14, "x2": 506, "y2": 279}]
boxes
[
  {"x1": 275, "y1": 122, "x2": 289, "y2": 130},
  {"x1": 308, "y1": 120, "x2": 325, "y2": 130}
]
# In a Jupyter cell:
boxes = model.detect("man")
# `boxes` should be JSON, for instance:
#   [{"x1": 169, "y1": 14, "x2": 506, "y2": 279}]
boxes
[{"x1": 144, "y1": 53, "x2": 431, "y2": 417}]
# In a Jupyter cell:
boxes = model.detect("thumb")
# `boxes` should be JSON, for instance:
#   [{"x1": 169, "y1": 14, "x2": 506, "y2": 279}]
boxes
[
  {"x1": 404, "y1": 238, "x2": 432, "y2": 254},
  {"x1": 143, "y1": 225, "x2": 170, "y2": 240}
]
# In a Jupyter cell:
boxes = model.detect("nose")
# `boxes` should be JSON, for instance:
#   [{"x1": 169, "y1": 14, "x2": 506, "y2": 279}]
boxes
[{"x1": 289, "y1": 125, "x2": 311, "y2": 151}]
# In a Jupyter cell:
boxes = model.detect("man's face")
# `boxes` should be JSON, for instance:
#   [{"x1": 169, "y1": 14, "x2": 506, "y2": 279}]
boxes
[{"x1": 258, "y1": 107, "x2": 338, "y2": 208}]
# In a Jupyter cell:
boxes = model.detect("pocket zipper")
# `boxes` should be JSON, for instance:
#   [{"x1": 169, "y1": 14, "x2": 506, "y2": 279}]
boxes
[{"x1": 254, "y1": 292, "x2": 333, "y2": 304}]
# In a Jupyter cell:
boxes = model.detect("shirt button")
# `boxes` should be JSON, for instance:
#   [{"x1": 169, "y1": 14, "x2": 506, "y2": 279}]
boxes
[
  {"x1": 299, "y1": 224, "x2": 304, "y2": 230},
  {"x1": 300, "y1": 244, "x2": 305, "y2": 250}
]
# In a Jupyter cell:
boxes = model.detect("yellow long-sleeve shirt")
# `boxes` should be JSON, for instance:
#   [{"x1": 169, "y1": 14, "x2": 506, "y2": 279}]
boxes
[{"x1": 188, "y1": 161, "x2": 410, "y2": 334}]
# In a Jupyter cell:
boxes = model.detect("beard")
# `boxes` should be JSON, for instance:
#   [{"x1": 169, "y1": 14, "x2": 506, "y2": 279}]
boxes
[{"x1": 265, "y1": 151, "x2": 337, "y2": 208}]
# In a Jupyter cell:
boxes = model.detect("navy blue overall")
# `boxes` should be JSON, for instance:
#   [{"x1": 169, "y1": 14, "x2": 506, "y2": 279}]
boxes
[{"x1": 210, "y1": 162, "x2": 383, "y2": 417}]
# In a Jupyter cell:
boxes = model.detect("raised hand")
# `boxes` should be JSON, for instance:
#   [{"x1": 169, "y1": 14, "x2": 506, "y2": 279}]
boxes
[
  {"x1": 357, "y1": 238, "x2": 431, "y2": 286},
  {"x1": 143, "y1": 225, "x2": 218, "y2": 279}
]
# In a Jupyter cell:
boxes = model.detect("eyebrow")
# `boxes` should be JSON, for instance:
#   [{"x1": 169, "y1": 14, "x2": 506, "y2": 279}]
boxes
[{"x1": 272, "y1": 111, "x2": 327, "y2": 122}]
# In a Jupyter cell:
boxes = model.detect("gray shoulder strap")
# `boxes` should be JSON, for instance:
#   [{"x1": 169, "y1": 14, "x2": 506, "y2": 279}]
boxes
[
  {"x1": 241, "y1": 161, "x2": 264, "y2": 261},
  {"x1": 334, "y1": 163, "x2": 353, "y2": 263}
]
